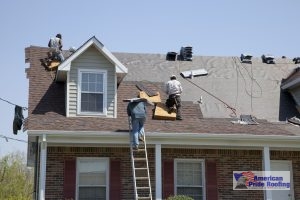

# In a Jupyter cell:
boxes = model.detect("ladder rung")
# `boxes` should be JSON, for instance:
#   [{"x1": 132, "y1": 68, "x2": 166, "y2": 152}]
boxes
[
  {"x1": 134, "y1": 158, "x2": 146, "y2": 161},
  {"x1": 135, "y1": 167, "x2": 147, "y2": 170},
  {"x1": 137, "y1": 186, "x2": 150, "y2": 189},
  {"x1": 138, "y1": 197, "x2": 152, "y2": 200},
  {"x1": 136, "y1": 177, "x2": 149, "y2": 180},
  {"x1": 133, "y1": 148, "x2": 145, "y2": 151}
]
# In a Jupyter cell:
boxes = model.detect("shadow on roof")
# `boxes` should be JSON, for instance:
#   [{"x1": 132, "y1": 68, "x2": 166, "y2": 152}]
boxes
[
  {"x1": 279, "y1": 89, "x2": 300, "y2": 121},
  {"x1": 32, "y1": 82, "x2": 65, "y2": 116}
]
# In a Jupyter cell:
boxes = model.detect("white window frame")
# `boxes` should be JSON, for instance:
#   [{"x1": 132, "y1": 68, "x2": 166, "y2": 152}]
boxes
[
  {"x1": 174, "y1": 159, "x2": 206, "y2": 200},
  {"x1": 76, "y1": 157, "x2": 109, "y2": 200},
  {"x1": 77, "y1": 69, "x2": 107, "y2": 116}
]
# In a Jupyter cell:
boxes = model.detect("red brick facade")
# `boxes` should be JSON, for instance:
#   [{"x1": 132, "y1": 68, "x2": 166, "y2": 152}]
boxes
[{"x1": 44, "y1": 147, "x2": 300, "y2": 200}]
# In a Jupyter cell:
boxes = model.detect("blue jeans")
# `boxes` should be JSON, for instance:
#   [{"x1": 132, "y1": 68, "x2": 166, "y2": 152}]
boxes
[{"x1": 131, "y1": 117, "x2": 145, "y2": 146}]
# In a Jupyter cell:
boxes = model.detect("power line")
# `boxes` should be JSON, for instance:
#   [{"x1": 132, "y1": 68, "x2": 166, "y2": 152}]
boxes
[
  {"x1": 0, "y1": 134, "x2": 27, "y2": 143},
  {"x1": 0, "y1": 97, "x2": 28, "y2": 110},
  {"x1": 183, "y1": 77, "x2": 237, "y2": 117}
]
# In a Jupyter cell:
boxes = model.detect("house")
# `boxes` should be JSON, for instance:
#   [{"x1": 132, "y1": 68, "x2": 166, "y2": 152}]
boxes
[{"x1": 25, "y1": 36, "x2": 300, "y2": 200}]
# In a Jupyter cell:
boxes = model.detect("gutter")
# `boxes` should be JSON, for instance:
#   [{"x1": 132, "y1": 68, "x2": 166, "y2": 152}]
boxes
[{"x1": 27, "y1": 130, "x2": 300, "y2": 149}]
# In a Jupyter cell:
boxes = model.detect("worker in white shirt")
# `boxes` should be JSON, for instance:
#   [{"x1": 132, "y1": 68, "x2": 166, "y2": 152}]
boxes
[{"x1": 165, "y1": 75, "x2": 183, "y2": 120}]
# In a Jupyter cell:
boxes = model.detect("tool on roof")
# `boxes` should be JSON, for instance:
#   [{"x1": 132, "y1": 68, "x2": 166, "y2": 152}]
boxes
[{"x1": 180, "y1": 68, "x2": 208, "y2": 79}]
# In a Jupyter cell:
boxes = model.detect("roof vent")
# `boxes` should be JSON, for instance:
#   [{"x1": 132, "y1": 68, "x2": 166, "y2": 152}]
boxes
[
  {"x1": 179, "y1": 46, "x2": 193, "y2": 61},
  {"x1": 166, "y1": 52, "x2": 177, "y2": 61},
  {"x1": 293, "y1": 57, "x2": 300, "y2": 64},
  {"x1": 261, "y1": 54, "x2": 275, "y2": 64},
  {"x1": 240, "y1": 53, "x2": 252, "y2": 64}
]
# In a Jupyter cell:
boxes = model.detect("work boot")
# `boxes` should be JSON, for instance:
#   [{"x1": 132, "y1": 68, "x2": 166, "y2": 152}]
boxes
[{"x1": 176, "y1": 116, "x2": 183, "y2": 120}]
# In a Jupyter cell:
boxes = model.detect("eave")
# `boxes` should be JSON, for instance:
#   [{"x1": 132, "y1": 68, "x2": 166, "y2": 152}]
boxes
[{"x1": 27, "y1": 130, "x2": 300, "y2": 150}]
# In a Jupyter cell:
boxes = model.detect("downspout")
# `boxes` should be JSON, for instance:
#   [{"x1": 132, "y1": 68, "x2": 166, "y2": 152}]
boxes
[
  {"x1": 34, "y1": 136, "x2": 39, "y2": 200},
  {"x1": 38, "y1": 134, "x2": 47, "y2": 200}
]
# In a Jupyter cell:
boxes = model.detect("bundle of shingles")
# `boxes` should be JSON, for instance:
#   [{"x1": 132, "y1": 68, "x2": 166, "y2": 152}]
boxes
[{"x1": 135, "y1": 82, "x2": 176, "y2": 120}]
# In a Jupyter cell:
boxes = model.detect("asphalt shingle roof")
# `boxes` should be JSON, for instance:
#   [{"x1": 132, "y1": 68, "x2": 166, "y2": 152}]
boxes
[{"x1": 25, "y1": 46, "x2": 300, "y2": 136}]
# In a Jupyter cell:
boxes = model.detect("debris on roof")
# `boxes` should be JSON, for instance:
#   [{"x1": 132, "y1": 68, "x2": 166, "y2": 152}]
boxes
[
  {"x1": 136, "y1": 82, "x2": 158, "y2": 97},
  {"x1": 261, "y1": 54, "x2": 275, "y2": 64},
  {"x1": 179, "y1": 46, "x2": 193, "y2": 61},
  {"x1": 231, "y1": 115, "x2": 259, "y2": 125},
  {"x1": 293, "y1": 57, "x2": 300, "y2": 64},
  {"x1": 180, "y1": 68, "x2": 208, "y2": 78},
  {"x1": 139, "y1": 91, "x2": 161, "y2": 104},
  {"x1": 240, "y1": 53, "x2": 252, "y2": 64},
  {"x1": 166, "y1": 52, "x2": 177, "y2": 61}
]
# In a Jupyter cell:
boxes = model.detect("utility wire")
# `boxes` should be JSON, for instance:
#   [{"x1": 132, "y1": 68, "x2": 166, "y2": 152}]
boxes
[
  {"x1": 0, "y1": 97, "x2": 28, "y2": 110},
  {"x1": 183, "y1": 78, "x2": 237, "y2": 117},
  {"x1": 0, "y1": 134, "x2": 27, "y2": 143}
]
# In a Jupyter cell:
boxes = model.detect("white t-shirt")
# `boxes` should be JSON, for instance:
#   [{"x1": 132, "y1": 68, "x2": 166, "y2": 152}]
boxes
[{"x1": 166, "y1": 79, "x2": 183, "y2": 95}]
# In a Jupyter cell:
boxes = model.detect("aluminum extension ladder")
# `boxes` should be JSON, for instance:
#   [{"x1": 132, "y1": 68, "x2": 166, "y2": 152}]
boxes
[{"x1": 129, "y1": 118, "x2": 153, "y2": 200}]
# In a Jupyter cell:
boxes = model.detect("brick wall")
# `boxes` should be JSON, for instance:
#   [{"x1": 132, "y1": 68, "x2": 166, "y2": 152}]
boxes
[{"x1": 44, "y1": 147, "x2": 300, "y2": 200}]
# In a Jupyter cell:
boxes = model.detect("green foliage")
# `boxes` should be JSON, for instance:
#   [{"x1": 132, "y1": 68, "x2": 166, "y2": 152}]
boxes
[
  {"x1": 166, "y1": 195, "x2": 194, "y2": 200},
  {"x1": 0, "y1": 152, "x2": 34, "y2": 200}
]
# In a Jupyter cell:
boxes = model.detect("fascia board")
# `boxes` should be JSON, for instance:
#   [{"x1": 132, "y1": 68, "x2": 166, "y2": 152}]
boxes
[
  {"x1": 92, "y1": 38, "x2": 128, "y2": 74},
  {"x1": 27, "y1": 130, "x2": 300, "y2": 149},
  {"x1": 58, "y1": 39, "x2": 95, "y2": 72},
  {"x1": 57, "y1": 37, "x2": 128, "y2": 74}
]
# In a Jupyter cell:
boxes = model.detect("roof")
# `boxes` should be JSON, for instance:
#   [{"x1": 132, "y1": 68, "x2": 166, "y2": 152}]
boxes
[
  {"x1": 25, "y1": 46, "x2": 300, "y2": 137},
  {"x1": 114, "y1": 52, "x2": 299, "y2": 121}
]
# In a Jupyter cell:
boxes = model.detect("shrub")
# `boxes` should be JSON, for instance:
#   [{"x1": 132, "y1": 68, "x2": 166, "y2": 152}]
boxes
[{"x1": 166, "y1": 195, "x2": 194, "y2": 200}]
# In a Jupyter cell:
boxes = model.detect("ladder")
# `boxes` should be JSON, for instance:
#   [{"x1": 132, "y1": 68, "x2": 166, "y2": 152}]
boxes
[{"x1": 129, "y1": 118, "x2": 153, "y2": 200}]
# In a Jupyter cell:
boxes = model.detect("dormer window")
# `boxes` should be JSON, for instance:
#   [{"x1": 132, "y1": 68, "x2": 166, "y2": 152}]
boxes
[{"x1": 78, "y1": 69, "x2": 107, "y2": 115}]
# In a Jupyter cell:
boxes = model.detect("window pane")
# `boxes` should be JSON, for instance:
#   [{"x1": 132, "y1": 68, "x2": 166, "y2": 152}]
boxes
[
  {"x1": 89, "y1": 73, "x2": 96, "y2": 82},
  {"x1": 82, "y1": 83, "x2": 89, "y2": 92},
  {"x1": 176, "y1": 161, "x2": 203, "y2": 199},
  {"x1": 81, "y1": 93, "x2": 103, "y2": 112},
  {"x1": 80, "y1": 71, "x2": 104, "y2": 113},
  {"x1": 89, "y1": 83, "x2": 96, "y2": 92},
  {"x1": 96, "y1": 74, "x2": 103, "y2": 92},
  {"x1": 78, "y1": 159, "x2": 107, "y2": 200},
  {"x1": 79, "y1": 187, "x2": 106, "y2": 200},
  {"x1": 82, "y1": 73, "x2": 89, "y2": 82},
  {"x1": 177, "y1": 162, "x2": 202, "y2": 185},
  {"x1": 79, "y1": 172, "x2": 106, "y2": 185},
  {"x1": 177, "y1": 187, "x2": 203, "y2": 200}
]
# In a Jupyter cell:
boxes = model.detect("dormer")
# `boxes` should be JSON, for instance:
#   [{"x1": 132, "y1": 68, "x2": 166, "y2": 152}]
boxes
[{"x1": 55, "y1": 36, "x2": 128, "y2": 118}]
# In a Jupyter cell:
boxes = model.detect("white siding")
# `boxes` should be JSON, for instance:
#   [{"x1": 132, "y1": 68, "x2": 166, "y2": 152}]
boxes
[{"x1": 68, "y1": 45, "x2": 116, "y2": 117}]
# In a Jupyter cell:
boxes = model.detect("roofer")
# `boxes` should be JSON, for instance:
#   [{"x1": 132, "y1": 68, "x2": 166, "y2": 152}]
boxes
[
  {"x1": 48, "y1": 33, "x2": 64, "y2": 62},
  {"x1": 165, "y1": 75, "x2": 183, "y2": 120},
  {"x1": 127, "y1": 100, "x2": 146, "y2": 150}
]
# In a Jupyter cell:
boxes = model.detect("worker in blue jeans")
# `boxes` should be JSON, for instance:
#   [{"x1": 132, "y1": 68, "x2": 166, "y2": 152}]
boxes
[{"x1": 127, "y1": 101, "x2": 146, "y2": 150}]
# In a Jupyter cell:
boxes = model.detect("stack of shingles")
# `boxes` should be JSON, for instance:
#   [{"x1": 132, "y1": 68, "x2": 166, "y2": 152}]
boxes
[{"x1": 136, "y1": 82, "x2": 176, "y2": 120}]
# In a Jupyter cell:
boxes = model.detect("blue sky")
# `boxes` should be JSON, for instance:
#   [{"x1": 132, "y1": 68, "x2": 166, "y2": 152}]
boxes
[{"x1": 0, "y1": 0, "x2": 300, "y2": 157}]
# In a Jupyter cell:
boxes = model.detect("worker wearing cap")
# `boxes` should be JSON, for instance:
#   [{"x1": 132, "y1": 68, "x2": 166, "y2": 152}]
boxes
[
  {"x1": 48, "y1": 33, "x2": 64, "y2": 62},
  {"x1": 165, "y1": 75, "x2": 183, "y2": 120}
]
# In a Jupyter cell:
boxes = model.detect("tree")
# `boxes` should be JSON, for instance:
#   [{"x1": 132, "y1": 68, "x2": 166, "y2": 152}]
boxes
[{"x1": 0, "y1": 151, "x2": 34, "y2": 200}]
